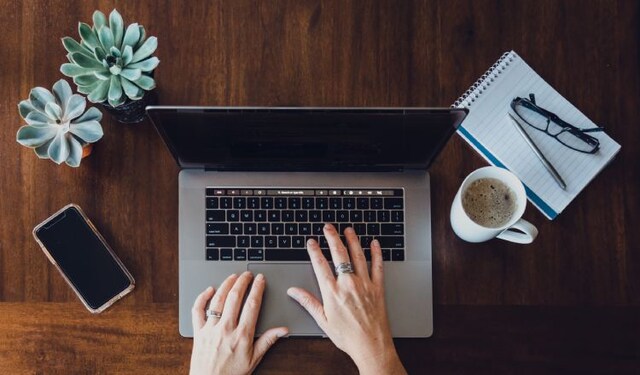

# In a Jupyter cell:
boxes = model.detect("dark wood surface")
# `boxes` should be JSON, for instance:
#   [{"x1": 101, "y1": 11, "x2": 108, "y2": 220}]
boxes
[{"x1": 1, "y1": 0, "x2": 638, "y2": 373}]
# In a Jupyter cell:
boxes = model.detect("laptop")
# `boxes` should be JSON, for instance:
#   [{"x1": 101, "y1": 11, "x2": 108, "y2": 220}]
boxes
[{"x1": 146, "y1": 107, "x2": 468, "y2": 337}]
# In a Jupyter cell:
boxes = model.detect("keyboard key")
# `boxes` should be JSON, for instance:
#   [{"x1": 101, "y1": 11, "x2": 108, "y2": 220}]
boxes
[
  {"x1": 220, "y1": 197, "x2": 232, "y2": 209},
  {"x1": 254, "y1": 210, "x2": 267, "y2": 222},
  {"x1": 227, "y1": 210, "x2": 239, "y2": 221},
  {"x1": 382, "y1": 249, "x2": 391, "y2": 261},
  {"x1": 282, "y1": 210, "x2": 295, "y2": 222},
  {"x1": 353, "y1": 223, "x2": 366, "y2": 235},
  {"x1": 238, "y1": 236, "x2": 250, "y2": 247},
  {"x1": 379, "y1": 236, "x2": 404, "y2": 248},
  {"x1": 230, "y1": 223, "x2": 242, "y2": 234},
  {"x1": 241, "y1": 190, "x2": 253, "y2": 196},
  {"x1": 336, "y1": 210, "x2": 349, "y2": 222},
  {"x1": 275, "y1": 198, "x2": 286, "y2": 209},
  {"x1": 206, "y1": 197, "x2": 219, "y2": 209},
  {"x1": 261, "y1": 197, "x2": 273, "y2": 209},
  {"x1": 381, "y1": 224, "x2": 404, "y2": 235},
  {"x1": 248, "y1": 248, "x2": 264, "y2": 261},
  {"x1": 316, "y1": 198, "x2": 328, "y2": 209},
  {"x1": 268, "y1": 210, "x2": 281, "y2": 222},
  {"x1": 258, "y1": 223, "x2": 270, "y2": 234},
  {"x1": 265, "y1": 236, "x2": 278, "y2": 247},
  {"x1": 265, "y1": 249, "x2": 309, "y2": 261},
  {"x1": 247, "y1": 197, "x2": 260, "y2": 209},
  {"x1": 391, "y1": 210, "x2": 404, "y2": 222},
  {"x1": 322, "y1": 210, "x2": 335, "y2": 222},
  {"x1": 206, "y1": 248, "x2": 219, "y2": 261},
  {"x1": 278, "y1": 236, "x2": 292, "y2": 247},
  {"x1": 343, "y1": 198, "x2": 355, "y2": 209},
  {"x1": 357, "y1": 198, "x2": 369, "y2": 209},
  {"x1": 292, "y1": 236, "x2": 305, "y2": 248},
  {"x1": 349, "y1": 210, "x2": 363, "y2": 222},
  {"x1": 360, "y1": 236, "x2": 373, "y2": 248},
  {"x1": 377, "y1": 211, "x2": 390, "y2": 222},
  {"x1": 312, "y1": 223, "x2": 324, "y2": 235},
  {"x1": 371, "y1": 198, "x2": 383, "y2": 209},
  {"x1": 272, "y1": 223, "x2": 284, "y2": 235},
  {"x1": 299, "y1": 223, "x2": 311, "y2": 235},
  {"x1": 330, "y1": 198, "x2": 342, "y2": 209},
  {"x1": 339, "y1": 224, "x2": 351, "y2": 234},
  {"x1": 233, "y1": 197, "x2": 246, "y2": 209},
  {"x1": 251, "y1": 236, "x2": 264, "y2": 247},
  {"x1": 240, "y1": 210, "x2": 253, "y2": 221},
  {"x1": 234, "y1": 248, "x2": 247, "y2": 261},
  {"x1": 205, "y1": 188, "x2": 218, "y2": 196},
  {"x1": 206, "y1": 210, "x2": 225, "y2": 222},
  {"x1": 288, "y1": 197, "x2": 301, "y2": 209},
  {"x1": 309, "y1": 210, "x2": 322, "y2": 222},
  {"x1": 295, "y1": 211, "x2": 308, "y2": 222},
  {"x1": 302, "y1": 198, "x2": 314, "y2": 209},
  {"x1": 207, "y1": 236, "x2": 236, "y2": 247},
  {"x1": 367, "y1": 223, "x2": 380, "y2": 235},
  {"x1": 364, "y1": 210, "x2": 376, "y2": 222},
  {"x1": 220, "y1": 248, "x2": 233, "y2": 261},
  {"x1": 285, "y1": 223, "x2": 298, "y2": 235},
  {"x1": 207, "y1": 223, "x2": 229, "y2": 234},
  {"x1": 319, "y1": 236, "x2": 329, "y2": 248},
  {"x1": 392, "y1": 249, "x2": 405, "y2": 261},
  {"x1": 384, "y1": 198, "x2": 403, "y2": 209},
  {"x1": 228, "y1": 189, "x2": 240, "y2": 196},
  {"x1": 363, "y1": 249, "x2": 371, "y2": 261},
  {"x1": 244, "y1": 223, "x2": 257, "y2": 235}
]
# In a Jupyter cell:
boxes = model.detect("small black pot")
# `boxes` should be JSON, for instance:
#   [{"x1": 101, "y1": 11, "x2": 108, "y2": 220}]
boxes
[{"x1": 101, "y1": 90, "x2": 158, "y2": 124}]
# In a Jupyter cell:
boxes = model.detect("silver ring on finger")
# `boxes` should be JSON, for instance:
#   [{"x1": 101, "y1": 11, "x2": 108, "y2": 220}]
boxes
[
  {"x1": 335, "y1": 262, "x2": 355, "y2": 275},
  {"x1": 206, "y1": 309, "x2": 222, "y2": 320}
]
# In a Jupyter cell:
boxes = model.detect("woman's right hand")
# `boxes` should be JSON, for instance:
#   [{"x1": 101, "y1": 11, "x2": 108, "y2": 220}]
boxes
[{"x1": 287, "y1": 224, "x2": 406, "y2": 374}]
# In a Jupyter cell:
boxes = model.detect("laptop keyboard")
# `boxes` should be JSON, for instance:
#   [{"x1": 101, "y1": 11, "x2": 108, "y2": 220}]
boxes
[{"x1": 205, "y1": 188, "x2": 405, "y2": 262}]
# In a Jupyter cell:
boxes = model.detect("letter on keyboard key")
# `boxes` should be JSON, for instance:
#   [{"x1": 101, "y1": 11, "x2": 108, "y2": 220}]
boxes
[
  {"x1": 206, "y1": 210, "x2": 225, "y2": 222},
  {"x1": 391, "y1": 249, "x2": 405, "y2": 261},
  {"x1": 248, "y1": 249, "x2": 264, "y2": 261},
  {"x1": 207, "y1": 236, "x2": 236, "y2": 247},
  {"x1": 207, "y1": 223, "x2": 229, "y2": 234}
]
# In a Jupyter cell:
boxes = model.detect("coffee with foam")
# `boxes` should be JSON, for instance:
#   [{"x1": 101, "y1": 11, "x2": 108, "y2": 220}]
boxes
[{"x1": 462, "y1": 177, "x2": 517, "y2": 228}]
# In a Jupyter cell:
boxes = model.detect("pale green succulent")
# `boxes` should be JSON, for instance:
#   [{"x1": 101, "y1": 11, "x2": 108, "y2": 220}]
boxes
[
  {"x1": 60, "y1": 9, "x2": 159, "y2": 107},
  {"x1": 16, "y1": 79, "x2": 104, "y2": 167}
]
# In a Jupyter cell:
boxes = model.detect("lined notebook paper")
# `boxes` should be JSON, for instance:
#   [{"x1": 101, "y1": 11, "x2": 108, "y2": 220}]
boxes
[{"x1": 453, "y1": 51, "x2": 621, "y2": 219}]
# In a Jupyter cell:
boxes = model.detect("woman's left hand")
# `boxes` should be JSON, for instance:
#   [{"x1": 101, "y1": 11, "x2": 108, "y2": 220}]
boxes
[{"x1": 189, "y1": 272, "x2": 289, "y2": 375}]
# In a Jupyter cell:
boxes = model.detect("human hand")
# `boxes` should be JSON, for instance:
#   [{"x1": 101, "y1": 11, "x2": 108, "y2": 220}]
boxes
[
  {"x1": 287, "y1": 224, "x2": 406, "y2": 375},
  {"x1": 190, "y1": 272, "x2": 289, "y2": 375}
]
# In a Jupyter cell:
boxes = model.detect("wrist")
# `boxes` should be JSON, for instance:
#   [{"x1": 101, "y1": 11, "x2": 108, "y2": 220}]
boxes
[{"x1": 352, "y1": 345, "x2": 405, "y2": 375}]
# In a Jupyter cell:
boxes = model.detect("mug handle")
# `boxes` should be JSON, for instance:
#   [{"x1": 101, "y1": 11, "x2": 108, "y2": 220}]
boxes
[{"x1": 496, "y1": 218, "x2": 539, "y2": 244}]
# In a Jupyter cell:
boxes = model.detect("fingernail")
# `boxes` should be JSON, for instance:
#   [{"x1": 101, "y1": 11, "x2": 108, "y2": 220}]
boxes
[
  {"x1": 372, "y1": 239, "x2": 380, "y2": 247},
  {"x1": 206, "y1": 286, "x2": 213, "y2": 292},
  {"x1": 324, "y1": 223, "x2": 334, "y2": 230},
  {"x1": 276, "y1": 329, "x2": 289, "y2": 338},
  {"x1": 287, "y1": 288, "x2": 298, "y2": 297},
  {"x1": 255, "y1": 273, "x2": 264, "y2": 281},
  {"x1": 307, "y1": 238, "x2": 316, "y2": 245}
]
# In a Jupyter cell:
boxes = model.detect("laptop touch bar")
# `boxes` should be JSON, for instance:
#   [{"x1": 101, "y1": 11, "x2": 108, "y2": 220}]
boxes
[{"x1": 205, "y1": 187, "x2": 406, "y2": 262}]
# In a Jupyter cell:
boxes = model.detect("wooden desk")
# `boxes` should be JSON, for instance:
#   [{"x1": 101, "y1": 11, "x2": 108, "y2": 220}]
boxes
[{"x1": 1, "y1": 1, "x2": 638, "y2": 373}]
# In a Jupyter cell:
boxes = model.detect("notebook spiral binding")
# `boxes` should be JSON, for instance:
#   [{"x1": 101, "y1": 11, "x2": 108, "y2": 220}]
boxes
[{"x1": 452, "y1": 51, "x2": 516, "y2": 108}]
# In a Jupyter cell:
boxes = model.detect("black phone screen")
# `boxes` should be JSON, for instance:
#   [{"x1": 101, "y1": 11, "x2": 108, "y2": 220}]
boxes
[{"x1": 35, "y1": 206, "x2": 131, "y2": 309}]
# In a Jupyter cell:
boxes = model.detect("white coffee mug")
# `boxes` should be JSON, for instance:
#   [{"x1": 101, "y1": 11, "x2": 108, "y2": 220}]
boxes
[{"x1": 450, "y1": 166, "x2": 538, "y2": 244}]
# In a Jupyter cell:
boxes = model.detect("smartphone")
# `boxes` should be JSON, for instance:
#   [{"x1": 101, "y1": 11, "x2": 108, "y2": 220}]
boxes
[{"x1": 32, "y1": 204, "x2": 135, "y2": 313}]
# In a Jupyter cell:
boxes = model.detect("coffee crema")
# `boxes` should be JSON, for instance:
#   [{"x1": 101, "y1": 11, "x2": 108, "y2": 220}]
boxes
[{"x1": 462, "y1": 177, "x2": 517, "y2": 228}]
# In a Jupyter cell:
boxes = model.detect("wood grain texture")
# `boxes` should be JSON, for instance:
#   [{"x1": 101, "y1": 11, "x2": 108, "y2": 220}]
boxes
[{"x1": 0, "y1": 0, "x2": 638, "y2": 373}]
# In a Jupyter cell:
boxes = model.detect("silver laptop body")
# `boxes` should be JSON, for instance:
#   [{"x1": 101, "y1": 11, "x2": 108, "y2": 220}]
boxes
[{"x1": 146, "y1": 107, "x2": 468, "y2": 338}]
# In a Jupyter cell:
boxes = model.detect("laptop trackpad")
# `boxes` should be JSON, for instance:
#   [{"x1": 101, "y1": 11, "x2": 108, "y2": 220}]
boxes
[{"x1": 247, "y1": 263, "x2": 325, "y2": 337}]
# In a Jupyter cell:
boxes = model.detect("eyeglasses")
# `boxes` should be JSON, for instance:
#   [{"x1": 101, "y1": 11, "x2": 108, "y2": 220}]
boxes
[{"x1": 510, "y1": 94, "x2": 603, "y2": 154}]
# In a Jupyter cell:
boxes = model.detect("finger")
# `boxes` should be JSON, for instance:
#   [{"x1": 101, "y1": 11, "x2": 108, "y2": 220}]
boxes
[
  {"x1": 220, "y1": 271, "x2": 254, "y2": 327},
  {"x1": 344, "y1": 227, "x2": 368, "y2": 278},
  {"x1": 205, "y1": 273, "x2": 238, "y2": 327},
  {"x1": 323, "y1": 223, "x2": 351, "y2": 267},
  {"x1": 306, "y1": 237, "x2": 336, "y2": 296},
  {"x1": 287, "y1": 287, "x2": 327, "y2": 330},
  {"x1": 238, "y1": 273, "x2": 266, "y2": 335},
  {"x1": 252, "y1": 326, "x2": 289, "y2": 367},
  {"x1": 191, "y1": 286, "x2": 215, "y2": 331},
  {"x1": 370, "y1": 239, "x2": 384, "y2": 286}
]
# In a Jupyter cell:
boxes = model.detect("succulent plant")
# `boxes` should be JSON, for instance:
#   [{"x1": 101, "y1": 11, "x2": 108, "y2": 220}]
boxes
[
  {"x1": 60, "y1": 9, "x2": 159, "y2": 107},
  {"x1": 16, "y1": 79, "x2": 104, "y2": 167}
]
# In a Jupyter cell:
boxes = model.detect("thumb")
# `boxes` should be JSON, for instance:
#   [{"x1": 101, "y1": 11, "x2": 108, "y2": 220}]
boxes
[
  {"x1": 287, "y1": 287, "x2": 327, "y2": 329},
  {"x1": 252, "y1": 326, "x2": 288, "y2": 365}
]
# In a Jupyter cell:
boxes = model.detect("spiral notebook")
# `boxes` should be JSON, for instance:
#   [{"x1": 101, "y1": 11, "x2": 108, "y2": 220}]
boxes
[{"x1": 453, "y1": 50, "x2": 621, "y2": 220}]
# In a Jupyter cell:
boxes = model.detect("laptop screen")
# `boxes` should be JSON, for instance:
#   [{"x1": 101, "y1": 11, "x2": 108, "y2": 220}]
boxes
[{"x1": 147, "y1": 108, "x2": 467, "y2": 171}]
